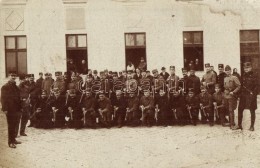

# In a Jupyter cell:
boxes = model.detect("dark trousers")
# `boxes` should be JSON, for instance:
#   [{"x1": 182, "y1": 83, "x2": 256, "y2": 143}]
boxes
[
  {"x1": 19, "y1": 106, "x2": 30, "y2": 134},
  {"x1": 238, "y1": 107, "x2": 256, "y2": 127},
  {"x1": 200, "y1": 107, "x2": 214, "y2": 123},
  {"x1": 142, "y1": 109, "x2": 154, "y2": 126},
  {"x1": 6, "y1": 114, "x2": 20, "y2": 144}
]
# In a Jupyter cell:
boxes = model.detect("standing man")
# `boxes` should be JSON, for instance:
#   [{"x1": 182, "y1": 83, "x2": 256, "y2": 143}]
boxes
[
  {"x1": 1, "y1": 71, "x2": 22, "y2": 148},
  {"x1": 201, "y1": 63, "x2": 217, "y2": 95},
  {"x1": 36, "y1": 72, "x2": 44, "y2": 96},
  {"x1": 187, "y1": 66, "x2": 201, "y2": 96},
  {"x1": 217, "y1": 64, "x2": 226, "y2": 92},
  {"x1": 223, "y1": 65, "x2": 241, "y2": 130},
  {"x1": 236, "y1": 61, "x2": 258, "y2": 131},
  {"x1": 160, "y1": 67, "x2": 169, "y2": 81},
  {"x1": 42, "y1": 73, "x2": 54, "y2": 96},
  {"x1": 53, "y1": 71, "x2": 66, "y2": 95},
  {"x1": 137, "y1": 57, "x2": 147, "y2": 71}
]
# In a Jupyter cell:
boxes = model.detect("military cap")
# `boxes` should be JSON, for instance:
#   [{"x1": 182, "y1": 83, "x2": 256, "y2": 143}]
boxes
[
  {"x1": 39, "y1": 72, "x2": 43, "y2": 75},
  {"x1": 55, "y1": 71, "x2": 62, "y2": 76},
  {"x1": 170, "y1": 66, "x2": 175, "y2": 70},
  {"x1": 152, "y1": 69, "x2": 158, "y2": 73},
  {"x1": 100, "y1": 71, "x2": 104, "y2": 75},
  {"x1": 28, "y1": 74, "x2": 34, "y2": 78},
  {"x1": 9, "y1": 71, "x2": 17, "y2": 76},
  {"x1": 182, "y1": 67, "x2": 188, "y2": 72},
  {"x1": 104, "y1": 69, "x2": 108, "y2": 72},
  {"x1": 188, "y1": 88, "x2": 194, "y2": 93},
  {"x1": 161, "y1": 67, "x2": 166, "y2": 70},
  {"x1": 108, "y1": 71, "x2": 113, "y2": 74},
  {"x1": 146, "y1": 70, "x2": 150, "y2": 73},
  {"x1": 127, "y1": 70, "x2": 133, "y2": 74},
  {"x1": 225, "y1": 65, "x2": 231, "y2": 71},
  {"x1": 205, "y1": 63, "x2": 210, "y2": 68},
  {"x1": 243, "y1": 62, "x2": 252, "y2": 68},
  {"x1": 218, "y1": 64, "x2": 224, "y2": 69},
  {"x1": 19, "y1": 74, "x2": 26, "y2": 80},
  {"x1": 122, "y1": 70, "x2": 126, "y2": 73},
  {"x1": 119, "y1": 72, "x2": 122, "y2": 75},
  {"x1": 113, "y1": 72, "x2": 118, "y2": 77},
  {"x1": 143, "y1": 89, "x2": 150, "y2": 93},
  {"x1": 93, "y1": 70, "x2": 98, "y2": 74},
  {"x1": 140, "y1": 57, "x2": 145, "y2": 60},
  {"x1": 44, "y1": 73, "x2": 49, "y2": 76}
]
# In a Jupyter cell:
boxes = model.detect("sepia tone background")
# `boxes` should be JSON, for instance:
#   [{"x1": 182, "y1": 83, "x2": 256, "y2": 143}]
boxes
[{"x1": 0, "y1": 0, "x2": 260, "y2": 167}]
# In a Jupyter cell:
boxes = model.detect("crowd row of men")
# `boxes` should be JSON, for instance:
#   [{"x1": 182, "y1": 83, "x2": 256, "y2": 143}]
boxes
[{"x1": 1, "y1": 61, "x2": 258, "y2": 148}]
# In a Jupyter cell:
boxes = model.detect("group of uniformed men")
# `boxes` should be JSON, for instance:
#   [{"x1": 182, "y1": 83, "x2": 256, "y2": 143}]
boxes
[{"x1": 1, "y1": 60, "x2": 258, "y2": 148}]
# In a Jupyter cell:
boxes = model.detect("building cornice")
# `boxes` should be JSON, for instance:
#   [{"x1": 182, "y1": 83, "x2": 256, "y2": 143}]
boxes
[
  {"x1": 62, "y1": 0, "x2": 88, "y2": 4},
  {"x1": 1, "y1": 0, "x2": 27, "y2": 5}
]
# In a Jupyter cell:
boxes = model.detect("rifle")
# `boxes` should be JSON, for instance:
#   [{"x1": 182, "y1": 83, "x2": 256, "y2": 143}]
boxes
[
  {"x1": 113, "y1": 106, "x2": 118, "y2": 120},
  {"x1": 51, "y1": 107, "x2": 58, "y2": 126},
  {"x1": 79, "y1": 91, "x2": 85, "y2": 104},
  {"x1": 172, "y1": 108, "x2": 177, "y2": 120},
  {"x1": 65, "y1": 90, "x2": 69, "y2": 105},
  {"x1": 82, "y1": 108, "x2": 87, "y2": 126},
  {"x1": 125, "y1": 108, "x2": 130, "y2": 121},
  {"x1": 68, "y1": 107, "x2": 73, "y2": 121},
  {"x1": 140, "y1": 105, "x2": 145, "y2": 121},
  {"x1": 186, "y1": 105, "x2": 192, "y2": 119},
  {"x1": 213, "y1": 102, "x2": 219, "y2": 119},
  {"x1": 155, "y1": 104, "x2": 160, "y2": 122},
  {"x1": 200, "y1": 104, "x2": 208, "y2": 117}
]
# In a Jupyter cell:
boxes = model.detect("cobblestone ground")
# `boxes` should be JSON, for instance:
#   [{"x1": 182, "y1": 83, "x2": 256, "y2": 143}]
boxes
[{"x1": 0, "y1": 100, "x2": 260, "y2": 168}]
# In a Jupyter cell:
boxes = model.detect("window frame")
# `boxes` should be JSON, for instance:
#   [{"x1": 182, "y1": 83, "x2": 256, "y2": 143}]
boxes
[
  {"x1": 183, "y1": 31, "x2": 204, "y2": 71},
  {"x1": 125, "y1": 32, "x2": 146, "y2": 49},
  {"x1": 5, "y1": 35, "x2": 27, "y2": 76},
  {"x1": 66, "y1": 34, "x2": 87, "y2": 50}
]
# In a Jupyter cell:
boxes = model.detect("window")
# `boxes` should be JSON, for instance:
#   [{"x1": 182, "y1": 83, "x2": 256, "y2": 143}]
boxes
[
  {"x1": 125, "y1": 33, "x2": 146, "y2": 71},
  {"x1": 66, "y1": 34, "x2": 88, "y2": 74},
  {"x1": 5, "y1": 36, "x2": 27, "y2": 76},
  {"x1": 240, "y1": 30, "x2": 260, "y2": 88},
  {"x1": 183, "y1": 31, "x2": 204, "y2": 71}
]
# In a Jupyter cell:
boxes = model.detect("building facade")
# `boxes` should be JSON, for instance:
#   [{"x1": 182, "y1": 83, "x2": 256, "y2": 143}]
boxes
[{"x1": 0, "y1": 0, "x2": 260, "y2": 81}]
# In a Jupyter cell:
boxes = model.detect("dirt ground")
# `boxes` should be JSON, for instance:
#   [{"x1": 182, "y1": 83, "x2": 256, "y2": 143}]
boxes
[{"x1": 0, "y1": 100, "x2": 260, "y2": 168}]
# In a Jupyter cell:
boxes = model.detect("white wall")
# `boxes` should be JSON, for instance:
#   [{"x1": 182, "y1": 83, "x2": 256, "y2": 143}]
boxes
[{"x1": 1, "y1": 0, "x2": 260, "y2": 82}]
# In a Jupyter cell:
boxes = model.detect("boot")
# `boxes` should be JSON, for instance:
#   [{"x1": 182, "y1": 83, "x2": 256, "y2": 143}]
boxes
[
  {"x1": 233, "y1": 125, "x2": 243, "y2": 130},
  {"x1": 249, "y1": 125, "x2": 254, "y2": 131}
]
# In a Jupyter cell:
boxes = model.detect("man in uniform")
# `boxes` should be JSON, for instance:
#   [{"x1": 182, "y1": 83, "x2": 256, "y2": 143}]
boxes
[
  {"x1": 199, "y1": 85, "x2": 214, "y2": 126},
  {"x1": 223, "y1": 65, "x2": 241, "y2": 130},
  {"x1": 160, "y1": 67, "x2": 169, "y2": 81},
  {"x1": 179, "y1": 67, "x2": 190, "y2": 95},
  {"x1": 217, "y1": 64, "x2": 226, "y2": 92},
  {"x1": 97, "y1": 91, "x2": 112, "y2": 128},
  {"x1": 187, "y1": 66, "x2": 201, "y2": 96},
  {"x1": 167, "y1": 66, "x2": 179, "y2": 99},
  {"x1": 1, "y1": 71, "x2": 22, "y2": 148},
  {"x1": 48, "y1": 88, "x2": 66, "y2": 128},
  {"x1": 139, "y1": 90, "x2": 154, "y2": 127},
  {"x1": 36, "y1": 72, "x2": 44, "y2": 96},
  {"x1": 212, "y1": 84, "x2": 230, "y2": 127},
  {"x1": 236, "y1": 60, "x2": 258, "y2": 131},
  {"x1": 53, "y1": 71, "x2": 66, "y2": 95},
  {"x1": 42, "y1": 73, "x2": 54, "y2": 96},
  {"x1": 155, "y1": 89, "x2": 170, "y2": 126},
  {"x1": 201, "y1": 63, "x2": 217, "y2": 95},
  {"x1": 185, "y1": 88, "x2": 200, "y2": 126},
  {"x1": 126, "y1": 91, "x2": 140, "y2": 126},
  {"x1": 112, "y1": 90, "x2": 127, "y2": 128},
  {"x1": 81, "y1": 89, "x2": 97, "y2": 128}
]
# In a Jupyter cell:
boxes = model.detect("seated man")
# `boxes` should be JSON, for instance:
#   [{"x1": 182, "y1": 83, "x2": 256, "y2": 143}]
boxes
[
  {"x1": 126, "y1": 91, "x2": 140, "y2": 126},
  {"x1": 139, "y1": 90, "x2": 154, "y2": 127},
  {"x1": 97, "y1": 91, "x2": 112, "y2": 128},
  {"x1": 112, "y1": 90, "x2": 127, "y2": 128},
  {"x1": 81, "y1": 89, "x2": 97, "y2": 128}
]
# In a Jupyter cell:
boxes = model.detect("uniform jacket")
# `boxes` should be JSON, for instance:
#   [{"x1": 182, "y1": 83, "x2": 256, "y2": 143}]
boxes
[
  {"x1": 155, "y1": 95, "x2": 170, "y2": 111},
  {"x1": 1, "y1": 81, "x2": 21, "y2": 113},
  {"x1": 201, "y1": 71, "x2": 216, "y2": 94},
  {"x1": 127, "y1": 96, "x2": 139, "y2": 112},
  {"x1": 140, "y1": 96, "x2": 154, "y2": 110},
  {"x1": 97, "y1": 97, "x2": 112, "y2": 113},
  {"x1": 239, "y1": 71, "x2": 258, "y2": 110},
  {"x1": 217, "y1": 72, "x2": 227, "y2": 92},
  {"x1": 213, "y1": 92, "x2": 225, "y2": 107},
  {"x1": 199, "y1": 92, "x2": 213, "y2": 108},
  {"x1": 224, "y1": 75, "x2": 241, "y2": 99},
  {"x1": 187, "y1": 75, "x2": 201, "y2": 95},
  {"x1": 42, "y1": 77, "x2": 54, "y2": 95},
  {"x1": 81, "y1": 96, "x2": 96, "y2": 112},
  {"x1": 185, "y1": 95, "x2": 200, "y2": 110}
]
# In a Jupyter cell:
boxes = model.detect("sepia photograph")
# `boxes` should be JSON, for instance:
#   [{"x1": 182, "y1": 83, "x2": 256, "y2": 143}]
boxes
[{"x1": 0, "y1": 0, "x2": 259, "y2": 167}]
